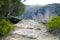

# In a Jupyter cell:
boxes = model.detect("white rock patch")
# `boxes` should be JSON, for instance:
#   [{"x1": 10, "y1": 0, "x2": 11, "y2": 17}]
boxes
[
  {"x1": 12, "y1": 29, "x2": 38, "y2": 39},
  {"x1": 14, "y1": 19, "x2": 41, "y2": 29}
]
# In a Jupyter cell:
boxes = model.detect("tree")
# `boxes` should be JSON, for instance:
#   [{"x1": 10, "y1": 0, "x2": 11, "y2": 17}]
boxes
[
  {"x1": 0, "y1": 0, "x2": 25, "y2": 19},
  {"x1": 0, "y1": 0, "x2": 25, "y2": 37}
]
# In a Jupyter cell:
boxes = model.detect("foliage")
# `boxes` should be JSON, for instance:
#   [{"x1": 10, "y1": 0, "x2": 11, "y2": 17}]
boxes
[
  {"x1": 0, "y1": 19, "x2": 14, "y2": 36},
  {"x1": 46, "y1": 16, "x2": 60, "y2": 32},
  {"x1": 10, "y1": 2, "x2": 25, "y2": 16},
  {"x1": 0, "y1": 0, "x2": 25, "y2": 19}
]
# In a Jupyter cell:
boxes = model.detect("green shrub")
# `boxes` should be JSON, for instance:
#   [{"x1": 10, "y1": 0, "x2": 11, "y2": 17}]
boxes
[
  {"x1": 46, "y1": 16, "x2": 60, "y2": 32},
  {"x1": 0, "y1": 19, "x2": 14, "y2": 36}
]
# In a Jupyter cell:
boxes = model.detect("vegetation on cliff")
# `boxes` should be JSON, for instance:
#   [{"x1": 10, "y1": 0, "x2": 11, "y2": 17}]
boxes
[{"x1": 46, "y1": 16, "x2": 60, "y2": 34}]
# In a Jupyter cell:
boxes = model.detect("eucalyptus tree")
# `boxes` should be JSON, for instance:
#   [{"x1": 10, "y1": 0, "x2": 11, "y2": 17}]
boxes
[{"x1": 0, "y1": 0, "x2": 25, "y2": 19}]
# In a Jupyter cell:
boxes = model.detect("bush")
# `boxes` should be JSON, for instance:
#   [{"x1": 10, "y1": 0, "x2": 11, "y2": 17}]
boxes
[
  {"x1": 0, "y1": 19, "x2": 14, "y2": 36},
  {"x1": 46, "y1": 16, "x2": 60, "y2": 32}
]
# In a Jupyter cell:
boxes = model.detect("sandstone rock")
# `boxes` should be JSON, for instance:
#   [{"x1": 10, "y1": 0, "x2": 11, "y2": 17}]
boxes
[
  {"x1": 14, "y1": 19, "x2": 41, "y2": 30},
  {"x1": 11, "y1": 29, "x2": 38, "y2": 39}
]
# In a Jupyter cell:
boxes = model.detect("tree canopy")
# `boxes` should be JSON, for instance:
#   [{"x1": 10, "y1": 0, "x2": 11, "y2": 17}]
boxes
[{"x1": 0, "y1": 0, "x2": 25, "y2": 19}]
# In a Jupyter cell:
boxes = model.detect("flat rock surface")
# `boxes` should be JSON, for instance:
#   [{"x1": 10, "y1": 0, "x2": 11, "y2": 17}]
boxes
[
  {"x1": 1, "y1": 19, "x2": 60, "y2": 40},
  {"x1": 14, "y1": 19, "x2": 41, "y2": 29},
  {"x1": 11, "y1": 29, "x2": 38, "y2": 39}
]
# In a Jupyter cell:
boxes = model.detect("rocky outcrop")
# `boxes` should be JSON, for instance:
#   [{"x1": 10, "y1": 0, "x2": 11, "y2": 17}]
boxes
[
  {"x1": 21, "y1": 3, "x2": 60, "y2": 23},
  {"x1": 1, "y1": 19, "x2": 60, "y2": 40},
  {"x1": 12, "y1": 29, "x2": 38, "y2": 39},
  {"x1": 14, "y1": 19, "x2": 41, "y2": 29}
]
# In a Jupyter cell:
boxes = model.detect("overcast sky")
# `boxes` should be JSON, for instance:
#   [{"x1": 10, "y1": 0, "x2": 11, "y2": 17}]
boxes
[{"x1": 23, "y1": 0, "x2": 60, "y2": 5}]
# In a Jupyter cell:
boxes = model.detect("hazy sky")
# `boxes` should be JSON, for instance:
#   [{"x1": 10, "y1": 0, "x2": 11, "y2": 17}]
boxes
[{"x1": 23, "y1": 0, "x2": 60, "y2": 5}]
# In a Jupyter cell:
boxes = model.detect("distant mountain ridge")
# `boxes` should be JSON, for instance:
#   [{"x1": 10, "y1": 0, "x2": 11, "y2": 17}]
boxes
[
  {"x1": 21, "y1": 5, "x2": 42, "y2": 19},
  {"x1": 21, "y1": 3, "x2": 60, "y2": 22}
]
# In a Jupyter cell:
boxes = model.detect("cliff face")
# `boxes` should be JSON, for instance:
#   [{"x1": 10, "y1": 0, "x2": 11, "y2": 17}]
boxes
[{"x1": 21, "y1": 3, "x2": 60, "y2": 22}]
